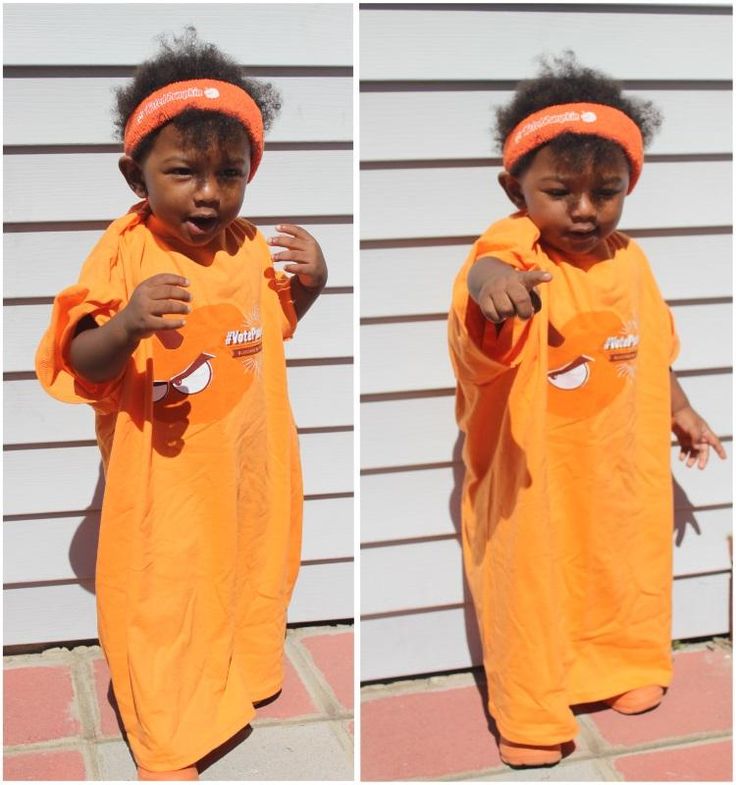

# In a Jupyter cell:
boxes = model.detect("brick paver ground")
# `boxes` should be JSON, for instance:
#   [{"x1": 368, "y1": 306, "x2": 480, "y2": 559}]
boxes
[
  {"x1": 3, "y1": 624, "x2": 353, "y2": 781},
  {"x1": 362, "y1": 640, "x2": 732, "y2": 781}
]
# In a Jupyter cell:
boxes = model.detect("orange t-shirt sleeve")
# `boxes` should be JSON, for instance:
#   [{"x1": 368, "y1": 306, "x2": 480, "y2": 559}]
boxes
[
  {"x1": 449, "y1": 215, "x2": 541, "y2": 385},
  {"x1": 35, "y1": 228, "x2": 128, "y2": 408}
]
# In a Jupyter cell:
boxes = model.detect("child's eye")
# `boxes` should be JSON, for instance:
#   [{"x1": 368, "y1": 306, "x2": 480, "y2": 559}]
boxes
[
  {"x1": 168, "y1": 168, "x2": 192, "y2": 177},
  {"x1": 597, "y1": 189, "x2": 621, "y2": 199},
  {"x1": 544, "y1": 189, "x2": 568, "y2": 198},
  {"x1": 221, "y1": 168, "x2": 244, "y2": 179}
]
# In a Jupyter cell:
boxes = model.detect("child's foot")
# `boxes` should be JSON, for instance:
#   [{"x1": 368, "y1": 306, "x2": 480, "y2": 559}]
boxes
[
  {"x1": 137, "y1": 765, "x2": 199, "y2": 780},
  {"x1": 498, "y1": 736, "x2": 562, "y2": 768},
  {"x1": 605, "y1": 685, "x2": 664, "y2": 714}
]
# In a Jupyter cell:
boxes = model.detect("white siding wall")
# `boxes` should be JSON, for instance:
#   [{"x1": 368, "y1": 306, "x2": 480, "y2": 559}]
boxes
[
  {"x1": 3, "y1": 3, "x2": 354, "y2": 646},
  {"x1": 360, "y1": 3, "x2": 732, "y2": 682}
]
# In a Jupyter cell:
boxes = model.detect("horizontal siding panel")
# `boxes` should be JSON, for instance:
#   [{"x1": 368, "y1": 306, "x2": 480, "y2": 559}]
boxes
[
  {"x1": 361, "y1": 447, "x2": 733, "y2": 547},
  {"x1": 4, "y1": 293, "x2": 352, "y2": 373},
  {"x1": 361, "y1": 161, "x2": 732, "y2": 241},
  {"x1": 671, "y1": 572, "x2": 732, "y2": 639},
  {"x1": 361, "y1": 571, "x2": 730, "y2": 681},
  {"x1": 4, "y1": 76, "x2": 353, "y2": 146},
  {"x1": 361, "y1": 90, "x2": 733, "y2": 161},
  {"x1": 4, "y1": 150, "x2": 353, "y2": 224},
  {"x1": 3, "y1": 559, "x2": 352, "y2": 646},
  {"x1": 4, "y1": 4, "x2": 353, "y2": 66},
  {"x1": 361, "y1": 234, "x2": 732, "y2": 318},
  {"x1": 360, "y1": 8, "x2": 732, "y2": 81},
  {"x1": 362, "y1": 538, "x2": 464, "y2": 616},
  {"x1": 3, "y1": 581, "x2": 97, "y2": 646},
  {"x1": 4, "y1": 364, "x2": 353, "y2": 444},
  {"x1": 3, "y1": 430, "x2": 353, "y2": 517},
  {"x1": 361, "y1": 606, "x2": 479, "y2": 682},
  {"x1": 4, "y1": 496, "x2": 354, "y2": 584},
  {"x1": 360, "y1": 303, "x2": 732, "y2": 394},
  {"x1": 287, "y1": 560, "x2": 353, "y2": 623},
  {"x1": 361, "y1": 374, "x2": 732, "y2": 469},
  {"x1": 4, "y1": 223, "x2": 353, "y2": 296},
  {"x1": 361, "y1": 466, "x2": 460, "y2": 543}
]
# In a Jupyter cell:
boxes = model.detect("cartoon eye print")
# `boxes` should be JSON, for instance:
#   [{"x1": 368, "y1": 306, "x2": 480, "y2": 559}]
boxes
[
  {"x1": 547, "y1": 354, "x2": 594, "y2": 391},
  {"x1": 171, "y1": 352, "x2": 215, "y2": 394},
  {"x1": 153, "y1": 352, "x2": 215, "y2": 402}
]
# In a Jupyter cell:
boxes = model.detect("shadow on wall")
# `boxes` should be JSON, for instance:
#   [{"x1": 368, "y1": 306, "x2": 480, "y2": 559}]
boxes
[
  {"x1": 449, "y1": 430, "x2": 483, "y2": 666},
  {"x1": 673, "y1": 477, "x2": 705, "y2": 547},
  {"x1": 69, "y1": 462, "x2": 105, "y2": 594}
]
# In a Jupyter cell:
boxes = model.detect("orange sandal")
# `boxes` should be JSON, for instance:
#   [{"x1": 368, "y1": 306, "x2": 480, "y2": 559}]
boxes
[
  {"x1": 137, "y1": 765, "x2": 199, "y2": 781},
  {"x1": 499, "y1": 736, "x2": 562, "y2": 768},
  {"x1": 606, "y1": 685, "x2": 664, "y2": 715}
]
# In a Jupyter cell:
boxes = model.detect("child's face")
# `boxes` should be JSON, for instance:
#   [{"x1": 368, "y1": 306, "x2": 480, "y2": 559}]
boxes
[
  {"x1": 500, "y1": 144, "x2": 630, "y2": 263},
  {"x1": 122, "y1": 123, "x2": 251, "y2": 248}
]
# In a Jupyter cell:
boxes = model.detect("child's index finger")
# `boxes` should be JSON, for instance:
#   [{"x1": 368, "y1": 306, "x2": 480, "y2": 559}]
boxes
[{"x1": 520, "y1": 269, "x2": 553, "y2": 289}]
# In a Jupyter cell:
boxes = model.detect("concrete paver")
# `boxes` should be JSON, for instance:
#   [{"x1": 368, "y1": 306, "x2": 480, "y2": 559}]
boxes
[
  {"x1": 4, "y1": 665, "x2": 81, "y2": 745},
  {"x1": 94, "y1": 740, "x2": 138, "y2": 781},
  {"x1": 361, "y1": 640, "x2": 732, "y2": 782},
  {"x1": 301, "y1": 631, "x2": 354, "y2": 711},
  {"x1": 3, "y1": 624, "x2": 353, "y2": 782},
  {"x1": 199, "y1": 722, "x2": 353, "y2": 781},
  {"x1": 3, "y1": 748, "x2": 89, "y2": 781},
  {"x1": 612, "y1": 738, "x2": 733, "y2": 781},
  {"x1": 475, "y1": 757, "x2": 619, "y2": 781},
  {"x1": 252, "y1": 657, "x2": 319, "y2": 721},
  {"x1": 362, "y1": 683, "x2": 502, "y2": 780}
]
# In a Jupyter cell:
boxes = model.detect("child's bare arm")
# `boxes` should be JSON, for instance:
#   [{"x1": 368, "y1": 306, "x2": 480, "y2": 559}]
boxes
[
  {"x1": 69, "y1": 273, "x2": 191, "y2": 383},
  {"x1": 468, "y1": 256, "x2": 552, "y2": 323},
  {"x1": 670, "y1": 369, "x2": 726, "y2": 469},
  {"x1": 268, "y1": 224, "x2": 328, "y2": 321}
]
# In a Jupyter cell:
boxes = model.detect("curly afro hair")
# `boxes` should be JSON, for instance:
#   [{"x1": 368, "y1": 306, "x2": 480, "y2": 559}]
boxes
[
  {"x1": 495, "y1": 52, "x2": 663, "y2": 178},
  {"x1": 114, "y1": 27, "x2": 282, "y2": 162}
]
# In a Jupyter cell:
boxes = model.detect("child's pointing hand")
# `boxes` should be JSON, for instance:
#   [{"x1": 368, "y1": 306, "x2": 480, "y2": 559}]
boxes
[
  {"x1": 469, "y1": 256, "x2": 552, "y2": 324},
  {"x1": 268, "y1": 224, "x2": 328, "y2": 291}
]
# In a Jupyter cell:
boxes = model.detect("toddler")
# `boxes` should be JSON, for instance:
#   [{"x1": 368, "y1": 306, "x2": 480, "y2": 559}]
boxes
[
  {"x1": 447, "y1": 53, "x2": 725, "y2": 768},
  {"x1": 36, "y1": 30, "x2": 327, "y2": 780}
]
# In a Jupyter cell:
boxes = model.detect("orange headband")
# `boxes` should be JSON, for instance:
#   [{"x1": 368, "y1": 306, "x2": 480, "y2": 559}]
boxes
[
  {"x1": 123, "y1": 79, "x2": 264, "y2": 181},
  {"x1": 503, "y1": 103, "x2": 644, "y2": 192}
]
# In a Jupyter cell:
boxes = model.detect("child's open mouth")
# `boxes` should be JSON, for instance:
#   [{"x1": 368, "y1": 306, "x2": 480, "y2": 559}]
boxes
[{"x1": 186, "y1": 215, "x2": 218, "y2": 235}]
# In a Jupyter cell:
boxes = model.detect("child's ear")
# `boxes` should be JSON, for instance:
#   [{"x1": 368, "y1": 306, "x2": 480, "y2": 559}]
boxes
[
  {"x1": 118, "y1": 155, "x2": 147, "y2": 199},
  {"x1": 498, "y1": 172, "x2": 526, "y2": 210}
]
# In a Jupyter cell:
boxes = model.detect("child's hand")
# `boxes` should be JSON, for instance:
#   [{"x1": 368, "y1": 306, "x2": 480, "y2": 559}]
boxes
[
  {"x1": 671, "y1": 405, "x2": 726, "y2": 469},
  {"x1": 119, "y1": 274, "x2": 191, "y2": 340},
  {"x1": 268, "y1": 224, "x2": 328, "y2": 291},
  {"x1": 469, "y1": 257, "x2": 552, "y2": 323}
]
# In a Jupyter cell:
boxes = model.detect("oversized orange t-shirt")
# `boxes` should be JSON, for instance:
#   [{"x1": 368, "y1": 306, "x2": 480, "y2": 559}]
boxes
[
  {"x1": 36, "y1": 203, "x2": 303, "y2": 770},
  {"x1": 448, "y1": 214, "x2": 679, "y2": 745}
]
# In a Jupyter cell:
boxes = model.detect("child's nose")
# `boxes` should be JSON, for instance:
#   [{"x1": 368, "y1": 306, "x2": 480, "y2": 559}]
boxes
[
  {"x1": 570, "y1": 192, "x2": 596, "y2": 219},
  {"x1": 194, "y1": 175, "x2": 220, "y2": 205}
]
